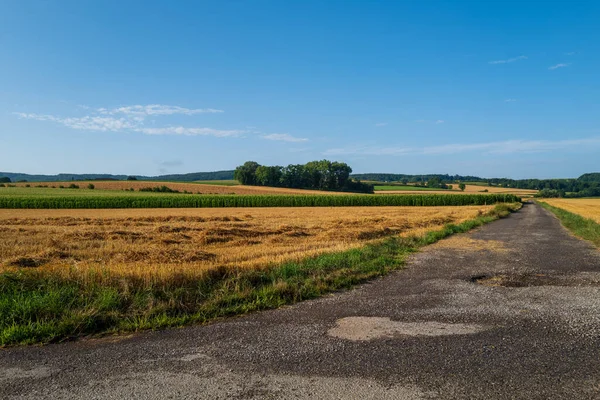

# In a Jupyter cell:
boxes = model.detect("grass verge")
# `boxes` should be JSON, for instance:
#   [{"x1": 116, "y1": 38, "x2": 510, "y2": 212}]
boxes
[
  {"x1": 538, "y1": 201, "x2": 600, "y2": 247},
  {"x1": 0, "y1": 203, "x2": 520, "y2": 347}
]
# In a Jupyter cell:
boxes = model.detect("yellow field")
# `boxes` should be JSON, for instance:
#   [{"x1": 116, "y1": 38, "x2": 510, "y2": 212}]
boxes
[
  {"x1": 14, "y1": 181, "x2": 348, "y2": 195},
  {"x1": 0, "y1": 206, "x2": 492, "y2": 281},
  {"x1": 539, "y1": 198, "x2": 600, "y2": 223},
  {"x1": 376, "y1": 184, "x2": 537, "y2": 196}
]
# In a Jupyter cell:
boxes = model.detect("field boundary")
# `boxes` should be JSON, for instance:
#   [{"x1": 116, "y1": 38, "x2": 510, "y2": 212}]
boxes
[
  {"x1": 0, "y1": 203, "x2": 520, "y2": 346},
  {"x1": 538, "y1": 201, "x2": 600, "y2": 247}
]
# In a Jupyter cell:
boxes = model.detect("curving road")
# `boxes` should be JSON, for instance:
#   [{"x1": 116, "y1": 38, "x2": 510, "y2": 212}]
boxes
[{"x1": 2, "y1": 203, "x2": 600, "y2": 399}]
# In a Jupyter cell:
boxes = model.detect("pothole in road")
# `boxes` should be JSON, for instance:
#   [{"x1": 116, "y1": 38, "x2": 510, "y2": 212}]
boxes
[
  {"x1": 471, "y1": 273, "x2": 600, "y2": 287},
  {"x1": 328, "y1": 317, "x2": 486, "y2": 341}
]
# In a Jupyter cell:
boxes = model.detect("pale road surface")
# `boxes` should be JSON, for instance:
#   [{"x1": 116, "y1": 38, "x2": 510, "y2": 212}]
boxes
[{"x1": 2, "y1": 203, "x2": 600, "y2": 399}]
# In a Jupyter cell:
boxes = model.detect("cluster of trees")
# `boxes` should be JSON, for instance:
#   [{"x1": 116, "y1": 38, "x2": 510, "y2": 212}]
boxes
[
  {"x1": 0, "y1": 177, "x2": 11, "y2": 183},
  {"x1": 351, "y1": 173, "x2": 482, "y2": 183},
  {"x1": 234, "y1": 160, "x2": 374, "y2": 193},
  {"x1": 353, "y1": 172, "x2": 600, "y2": 197}
]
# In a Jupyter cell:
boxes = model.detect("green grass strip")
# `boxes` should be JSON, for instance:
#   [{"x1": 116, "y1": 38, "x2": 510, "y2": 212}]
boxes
[
  {"x1": 538, "y1": 202, "x2": 600, "y2": 247},
  {"x1": 0, "y1": 203, "x2": 520, "y2": 346}
]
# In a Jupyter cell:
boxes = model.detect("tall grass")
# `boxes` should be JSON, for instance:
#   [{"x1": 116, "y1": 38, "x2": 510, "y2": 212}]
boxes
[
  {"x1": 0, "y1": 203, "x2": 520, "y2": 346},
  {"x1": 539, "y1": 202, "x2": 600, "y2": 247},
  {"x1": 0, "y1": 193, "x2": 519, "y2": 209}
]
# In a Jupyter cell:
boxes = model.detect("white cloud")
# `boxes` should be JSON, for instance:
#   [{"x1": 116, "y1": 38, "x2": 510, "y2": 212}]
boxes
[
  {"x1": 15, "y1": 112, "x2": 245, "y2": 137},
  {"x1": 565, "y1": 52, "x2": 576, "y2": 56},
  {"x1": 14, "y1": 112, "x2": 137, "y2": 131},
  {"x1": 15, "y1": 105, "x2": 303, "y2": 141},
  {"x1": 415, "y1": 119, "x2": 444, "y2": 124},
  {"x1": 548, "y1": 63, "x2": 570, "y2": 70},
  {"x1": 100, "y1": 104, "x2": 223, "y2": 119},
  {"x1": 504, "y1": 99, "x2": 517, "y2": 102},
  {"x1": 137, "y1": 126, "x2": 245, "y2": 137},
  {"x1": 261, "y1": 133, "x2": 308, "y2": 143},
  {"x1": 374, "y1": 122, "x2": 388, "y2": 127},
  {"x1": 324, "y1": 137, "x2": 600, "y2": 156},
  {"x1": 488, "y1": 55, "x2": 527, "y2": 64}
]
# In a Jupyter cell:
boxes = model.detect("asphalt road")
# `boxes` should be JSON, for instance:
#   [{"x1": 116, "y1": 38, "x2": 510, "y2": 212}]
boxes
[{"x1": 3, "y1": 203, "x2": 600, "y2": 399}]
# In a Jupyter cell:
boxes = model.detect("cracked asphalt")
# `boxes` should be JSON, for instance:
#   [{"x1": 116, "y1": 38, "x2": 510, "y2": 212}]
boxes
[{"x1": 2, "y1": 203, "x2": 600, "y2": 399}]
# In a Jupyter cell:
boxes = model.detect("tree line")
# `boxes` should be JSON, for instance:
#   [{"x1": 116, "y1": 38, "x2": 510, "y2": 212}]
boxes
[{"x1": 234, "y1": 160, "x2": 374, "y2": 193}]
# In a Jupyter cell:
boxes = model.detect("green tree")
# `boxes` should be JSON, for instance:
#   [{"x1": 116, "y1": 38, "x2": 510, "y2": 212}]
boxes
[
  {"x1": 234, "y1": 161, "x2": 261, "y2": 185},
  {"x1": 255, "y1": 165, "x2": 283, "y2": 186},
  {"x1": 459, "y1": 183, "x2": 466, "y2": 191},
  {"x1": 280, "y1": 164, "x2": 308, "y2": 188}
]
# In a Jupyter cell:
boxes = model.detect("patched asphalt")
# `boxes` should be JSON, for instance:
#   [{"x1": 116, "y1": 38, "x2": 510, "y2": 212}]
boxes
[{"x1": 2, "y1": 203, "x2": 600, "y2": 399}]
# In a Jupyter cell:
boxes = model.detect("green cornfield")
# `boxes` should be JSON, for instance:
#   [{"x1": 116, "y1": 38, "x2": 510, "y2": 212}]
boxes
[{"x1": 0, "y1": 194, "x2": 519, "y2": 209}]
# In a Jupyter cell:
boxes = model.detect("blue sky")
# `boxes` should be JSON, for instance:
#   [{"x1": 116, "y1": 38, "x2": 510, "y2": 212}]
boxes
[{"x1": 1, "y1": 0, "x2": 598, "y2": 179}]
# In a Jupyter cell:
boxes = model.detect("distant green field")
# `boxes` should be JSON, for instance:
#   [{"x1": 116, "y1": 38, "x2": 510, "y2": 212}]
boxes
[
  {"x1": 374, "y1": 185, "x2": 450, "y2": 191},
  {"x1": 193, "y1": 180, "x2": 239, "y2": 186},
  {"x1": 0, "y1": 186, "x2": 520, "y2": 208}
]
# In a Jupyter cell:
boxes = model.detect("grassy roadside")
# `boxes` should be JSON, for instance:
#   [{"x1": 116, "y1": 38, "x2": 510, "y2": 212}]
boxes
[
  {"x1": 538, "y1": 201, "x2": 600, "y2": 247},
  {"x1": 0, "y1": 203, "x2": 521, "y2": 347}
]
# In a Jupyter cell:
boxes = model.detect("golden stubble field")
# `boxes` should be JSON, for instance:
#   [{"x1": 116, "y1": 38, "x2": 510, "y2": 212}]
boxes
[
  {"x1": 0, "y1": 206, "x2": 493, "y2": 281},
  {"x1": 377, "y1": 184, "x2": 537, "y2": 196},
  {"x1": 539, "y1": 198, "x2": 600, "y2": 223}
]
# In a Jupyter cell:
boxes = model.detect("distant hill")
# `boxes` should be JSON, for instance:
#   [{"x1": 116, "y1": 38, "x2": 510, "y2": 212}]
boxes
[
  {"x1": 578, "y1": 173, "x2": 600, "y2": 182},
  {"x1": 0, "y1": 170, "x2": 235, "y2": 182}
]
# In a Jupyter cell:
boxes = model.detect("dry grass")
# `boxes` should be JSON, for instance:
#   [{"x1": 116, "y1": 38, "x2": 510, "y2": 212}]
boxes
[
  {"x1": 0, "y1": 206, "x2": 493, "y2": 281},
  {"x1": 539, "y1": 199, "x2": 600, "y2": 223},
  {"x1": 429, "y1": 235, "x2": 509, "y2": 252},
  {"x1": 15, "y1": 181, "x2": 348, "y2": 196}
]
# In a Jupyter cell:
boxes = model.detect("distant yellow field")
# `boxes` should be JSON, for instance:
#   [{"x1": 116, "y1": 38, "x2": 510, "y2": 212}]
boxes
[
  {"x1": 13, "y1": 181, "x2": 347, "y2": 196},
  {"x1": 377, "y1": 184, "x2": 537, "y2": 196},
  {"x1": 539, "y1": 198, "x2": 600, "y2": 223},
  {"x1": 0, "y1": 206, "x2": 493, "y2": 280}
]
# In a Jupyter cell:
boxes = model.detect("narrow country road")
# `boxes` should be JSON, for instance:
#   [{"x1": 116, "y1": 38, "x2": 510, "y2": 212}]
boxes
[{"x1": 3, "y1": 203, "x2": 600, "y2": 399}]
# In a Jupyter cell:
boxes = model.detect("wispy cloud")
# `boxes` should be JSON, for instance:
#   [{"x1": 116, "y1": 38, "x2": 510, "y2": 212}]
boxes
[
  {"x1": 13, "y1": 113, "x2": 138, "y2": 131},
  {"x1": 548, "y1": 63, "x2": 570, "y2": 70},
  {"x1": 504, "y1": 99, "x2": 517, "y2": 102},
  {"x1": 374, "y1": 122, "x2": 388, "y2": 127},
  {"x1": 15, "y1": 104, "x2": 303, "y2": 142},
  {"x1": 14, "y1": 105, "x2": 243, "y2": 138},
  {"x1": 565, "y1": 52, "x2": 577, "y2": 56},
  {"x1": 261, "y1": 133, "x2": 308, "y2": 143},
  {"x1": 324, "y1": 137, "x2": 600, "y2": 156},
  {"x1": 99, "y1": 104, "x2": 223, "y2": 120},
  {"x1": 488, "y1": 55, "x2": 527, "y2": 64},
  {"x1": 137, "y1": 126, "x2": 245, "y2": 137},
  {"x1": 415, "y1": 119, "x2": 445, "y2": 124}
]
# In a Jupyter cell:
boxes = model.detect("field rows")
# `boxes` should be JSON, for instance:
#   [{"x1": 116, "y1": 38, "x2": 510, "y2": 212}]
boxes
[{"x1": 0, "y1": 192, "x2": 519, "y2": 208}]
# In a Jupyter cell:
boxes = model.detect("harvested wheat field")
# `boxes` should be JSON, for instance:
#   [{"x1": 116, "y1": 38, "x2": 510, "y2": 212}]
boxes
[
  {"x1": 377, "y1": 184, "x2": 537, "y2": 196},
  {"x1": 14, "y1": 181, "x2": 347, "y2": 196},
  {"x1": 539, "y1": 198, "x2": 600, "y2": 223},
  {"x1": 0, "y1": 206, "x2": 492, "y2": 279}
]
